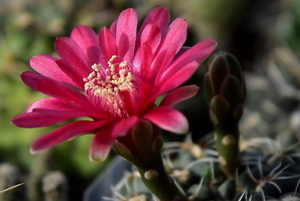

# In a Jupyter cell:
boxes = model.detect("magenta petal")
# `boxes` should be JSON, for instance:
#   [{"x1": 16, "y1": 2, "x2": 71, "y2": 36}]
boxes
[
  {"x1": 135, "y1": 42, "x2": 153, "y2": 81},
  {"x1": 160, "y1": 85, "x2": 199, "y2": 107},
  {"x1": 36, "y1": 80, "x2": 106, "y2": 118},
  {"x1": 30, "y1": 121, "x2": 105, "y2": 154},
  {"x1": 156, "y1": 18, "x2": 187, "y2": 56},
  {"x1": 32, "y1": 108, "x2": 90, "y2": 118},
  {"x1": 25, "y1": 97, "x2": 77, "y2": 112},
  {"x1": 134, "y1": 7, "x2": 170, "y2": 68},
  {"x1": 99, "y1": 27, "x2": 118, "y2": 62},
  {"x1": 21, "y1": 71, "x2": 47, "y2": 91},
  {"x1": 71, "y1": 25, "x2": 100, "y2": 64},
  {"x1": 164, "y1": 39, "x2": 217, "y2": 78},
  {"x1": 137, "y1": 19, "x2": 187, "y2": 80},
  {"x1": 135, "y1": 82, "x2": 156, "y2": 115},
  {"x1": 14, "y1": 98, "x2": 96, "y2": 128},
  {"x1": 119, "y1": 91, "x2": 135, "y2": 116},
  {"x1": 177, "y1": 39, "x2": 217, "y2": 63},
  {"x1": 149, "y1": 43, "x2": 177, "y2": 83},
  {"x1": 144, "y1": 107, "x2": 189, "y2": 134},
  {"x1": 133, "y1": 24, "x2": 161, "y2": 74},
  {"x1": 12, "y1": 112, "x2": 73, "y2": 128},
  {"x1": 138, "y1": 7, "x2": 170, "y2": 40},
  {"x1": 89, "y1": 128, "x2": 113, "y2": 163},
  {"x1": 175, "y1": 46, "x2": 190, "y2": 58},
  {"x1": 30, "y1": 55, "x2": 78, "y2": 87},
  {"x1": 21, "y1": 72, "x2": 100, "y2": 114},
  {"x1": 55, "y1": 59, "x2": 84, "y2": 89},
  {"x1": 55, "y1": 37, "x2": 91, "y2": 78},
  {"x1": 109, "y1": 21, "x2": 117, "y2": 36},
  {"x1": 139, "y1": 24, "x2": 161, "y2": 52},
  {"x1": 21, "y1": 72, "x2": 84, "y2": 103},
  {"x1": 157, "y1": 61, "x2": 199, "y2": 95},
  {"x1": 89, "y1": 116, "x2": 138, "y2": 162},
  {"x1": 138, "y1": 18, "x2": 187, "y2": 81},
  {"x1": 111, "y1": 116, "x2": 138, "y2": 138},
  {"x1": 116, "y1": 8, "x2": 137, "y2": 61}
]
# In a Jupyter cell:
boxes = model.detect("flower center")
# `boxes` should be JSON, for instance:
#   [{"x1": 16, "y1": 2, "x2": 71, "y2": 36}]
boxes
[{"x1": 83, "y1": 55, "x2": 135, "y2": 117}]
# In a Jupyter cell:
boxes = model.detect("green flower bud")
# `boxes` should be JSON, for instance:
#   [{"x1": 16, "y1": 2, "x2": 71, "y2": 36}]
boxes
[
  {"x1": 204, "y1": 51, "x2": 246, "y2": 121},
  {"x1": 224, "y1": 52, "x2": 243, "y2": 83},
  {"x1": 209, "y1": 54, "x2": 230, "y2": 94},
  {"x1": 210, "y1": 95, "x2": 231, "y2": 119},
  {"x1": 220, "y1": 74, "x2": 241, "y2": 107},
  {"x1": 203, "y1": 72, "x2": 215, "y2": 103}
]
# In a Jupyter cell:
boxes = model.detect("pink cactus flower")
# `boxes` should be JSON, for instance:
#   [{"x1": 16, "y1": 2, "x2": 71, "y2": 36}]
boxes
[{"x1": 12, "y1": 7, "x2": 217, "y2": 162}]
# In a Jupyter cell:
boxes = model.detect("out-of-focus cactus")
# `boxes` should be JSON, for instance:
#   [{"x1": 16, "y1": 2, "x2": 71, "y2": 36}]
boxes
[
  {"x1": 42, "y1": 171, "x2": 68, "y2": 201},
  {"x1": 0, "y1": 163, "x2": 27, "y2": 201},
  {"x1": 203, "y1": 51, "x2": 246, "y2": 177}
]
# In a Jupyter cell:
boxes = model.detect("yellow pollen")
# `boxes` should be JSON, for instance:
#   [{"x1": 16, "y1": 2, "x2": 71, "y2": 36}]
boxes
[
  {"x1": 120, "y1": 61, "x2": 128, "y2": 68},
  {"x1": 83, "y1": 55, "x2": 135, "y2": 117}
]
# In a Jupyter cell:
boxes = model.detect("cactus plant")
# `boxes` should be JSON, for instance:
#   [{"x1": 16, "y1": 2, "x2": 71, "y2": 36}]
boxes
[{"x1": 98, "y1": 52, "x2": 300, "y2": 201}]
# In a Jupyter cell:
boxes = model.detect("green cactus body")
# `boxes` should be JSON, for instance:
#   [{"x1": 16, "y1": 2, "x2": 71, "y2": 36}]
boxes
[{"x1": 107, "y1": 135, "x2": 300, "y2": 201}]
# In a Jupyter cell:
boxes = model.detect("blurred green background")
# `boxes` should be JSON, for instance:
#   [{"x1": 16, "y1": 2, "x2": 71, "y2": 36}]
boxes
[{"x1": 0, "y1": 0, "x2": 300, "y2": 200}]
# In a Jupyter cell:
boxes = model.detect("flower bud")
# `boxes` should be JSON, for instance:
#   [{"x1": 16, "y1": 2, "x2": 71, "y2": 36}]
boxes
[
  {"x1": 204, "y1": 51, "x2": 246, "y2": 123},
  {"x1": 203, "y1": 51, "x2": 246, "y2": 177}
]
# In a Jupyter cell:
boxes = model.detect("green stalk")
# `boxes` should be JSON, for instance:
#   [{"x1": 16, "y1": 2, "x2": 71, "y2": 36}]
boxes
[
  {"x1": 215, "y1": 121, "x2": 240, "y2": 178},
  {"x1": 137, "y1": 152, "x2": 187, "y2": 201},
  {"x1": 113, "y1": 120, "x2": 187, "y2": 201}
]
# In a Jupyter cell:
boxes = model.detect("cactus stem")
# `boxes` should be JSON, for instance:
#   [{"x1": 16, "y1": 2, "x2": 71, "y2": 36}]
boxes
[
  {"x1": 215, "y1": 123, "x2": 240, "y2": 177},
  {"x1": 116, "y1": 120, "x2": 188, "y2": 200},
  {"x1": 138, "y1": 153, "x2": 187, "y2": 201}
]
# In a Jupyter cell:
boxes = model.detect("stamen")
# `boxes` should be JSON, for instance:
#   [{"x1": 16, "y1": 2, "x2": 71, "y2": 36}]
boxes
[{"x1": 83, "y1": 55, "x2": 135, "y2": 117}]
